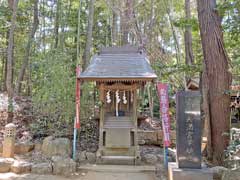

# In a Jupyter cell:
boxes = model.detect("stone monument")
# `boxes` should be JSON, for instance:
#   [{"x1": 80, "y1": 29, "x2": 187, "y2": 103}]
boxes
[
  {"x1": 176, "y1": 91, "x2": 202, "y2": 168},
  {"x1": 3, "y1": 123, "x2": 16, "y2": 158},
  {"x1": 168, "y1": 91, "x2": 213, "y2": 180}
]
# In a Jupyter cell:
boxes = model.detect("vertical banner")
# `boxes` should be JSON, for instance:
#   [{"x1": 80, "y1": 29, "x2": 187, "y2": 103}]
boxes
[
  {"x1": 157, "y1": 83, "x2": 171, "y2": 147},
  {"x1": 75, "y1": 66, "x2": 81, "y2": 129}
]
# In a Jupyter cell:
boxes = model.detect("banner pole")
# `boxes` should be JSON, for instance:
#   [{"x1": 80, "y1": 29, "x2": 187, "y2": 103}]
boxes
[
  {"x1": 73, "y1": 66, "x2": 81, "y2": 160},
  {"x1": 157, "y1": 82, "x2": 171, "y2": 170},
  {"x1": 164, "y1": 146, "x2": 168, "y2": 169},
  {"x1": 73, "y1": 118, "x2": 77, "y2": 160}
]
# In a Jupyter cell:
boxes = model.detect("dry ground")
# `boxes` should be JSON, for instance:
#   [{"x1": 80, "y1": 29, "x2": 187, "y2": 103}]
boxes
[{"x1": 0, "y1": 171, "x2": 156, "y2": 180}]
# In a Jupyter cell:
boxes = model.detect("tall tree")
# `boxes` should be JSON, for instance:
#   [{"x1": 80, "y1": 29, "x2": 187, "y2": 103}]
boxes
[
  {"x1": 111, "y1": 0, "x2": 118, "y2": 46},
  {"x1": 54, "y1": 0, "x2": 61, "y2": 49},
  {"x1": 6, "y1": 0, "x2": 18, "y2": 96},
  {"x1": 120, "y1": 0, "x2": 134, "y2": 45},
  {"x1": 82, "y1": 0, "x2": 95, "y2": 70},
  {"x1": 197, "y1": 0, "x2": 232, "y2": 165},
  {"x1": 15, "y1": 0, "x2": 39, "y2": 94},
  {"x1": 6, "y1": 0, "x2": 19, "y2": 123},
  {"x1": 184, "y1": 0, "x2": 194, "y2": 66}
]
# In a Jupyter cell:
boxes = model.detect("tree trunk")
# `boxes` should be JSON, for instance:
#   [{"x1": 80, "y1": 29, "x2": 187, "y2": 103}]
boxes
[
  {"x1": 165, "y1": 5, "x2": 181, "y2": 64},
  {"x1": 121, "y1": 0, "x2": 133, "y2": 45},
  {"x1": 82, "y1": 0, "x2": 95, "y2": 71},
  {"x1": 6, "y1": 0, "x2": 18, "y2": 96},
  {"x1": 112, "y1": 0, "x2": 118, "y2": 46},
  {"x1": 54, "y1": 0, "x2": 61, "y2": 49},
  {"x1": 184, "y1": 0, "x2": 194, "y2": 66},
  {"x1": 6, "y1": 0, "x2": 19, "y2": 123},
  {"x1": 15, "y1": 0, "x2": 39, "y2": 94},
  {"x1": 197, "y1": 0, "x2": 232, "y2": 165}
]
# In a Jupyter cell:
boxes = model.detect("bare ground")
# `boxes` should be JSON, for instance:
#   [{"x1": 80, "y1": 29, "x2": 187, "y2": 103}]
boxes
[{"x1": 0, "y1": 171, "x2": 156, "y2": 180}]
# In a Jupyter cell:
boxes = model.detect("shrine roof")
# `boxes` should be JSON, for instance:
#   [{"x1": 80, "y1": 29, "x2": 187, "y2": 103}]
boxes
[{"x1": 79, "y1": 46, "x2": 157, "y2": 82}]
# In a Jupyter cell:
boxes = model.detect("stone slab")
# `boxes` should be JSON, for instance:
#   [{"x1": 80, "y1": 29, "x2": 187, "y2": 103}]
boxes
[
  {"x1": 168, "y1": 162, "x2": 213, "y2": 180},
  {"x1": 97, "y1": 156, "x2": 135, "y2": 165},
  {"x1": 11, "y1": 161, "x2": 32, "y2": 174},
  {"x1": 106, "y1": 128, "x2": 131, "y2": 148},
  {"x1": 77, "y1": 164, "x2": 155, "y2": 173},
  {"x1": 176, "y1": 91, "x2": 202, "y2": 169},
  {"x1": 2, "y1": 139, "x2": 15, "y2": 158}
]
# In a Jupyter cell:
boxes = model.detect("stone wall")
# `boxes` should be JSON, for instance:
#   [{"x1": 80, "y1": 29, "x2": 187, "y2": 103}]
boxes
[{"x1": 138, "y1": 130, "x2": 176, "y2": 146}]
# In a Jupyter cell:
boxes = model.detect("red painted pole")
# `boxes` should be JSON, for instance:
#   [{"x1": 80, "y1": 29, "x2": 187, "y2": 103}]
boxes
[{"x1": 75, "y1": 66, "x2": 81, "y2": 129}]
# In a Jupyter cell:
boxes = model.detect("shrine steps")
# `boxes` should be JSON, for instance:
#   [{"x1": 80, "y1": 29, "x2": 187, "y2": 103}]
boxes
[
  {"x1": 77, "y1": 164, "x2": 156, "y2": 173},
  {"x1": 97, "y1": 155, "x2": 137, "y2": 165},
  {"x1": 104, "y1": 117, "x2": 134, "y2": 128}
]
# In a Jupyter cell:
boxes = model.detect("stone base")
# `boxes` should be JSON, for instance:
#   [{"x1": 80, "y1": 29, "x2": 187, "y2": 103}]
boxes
[
  {"x1": 168, "y1": 162, "x2": 213, "y2": 180},
  {"x1": 97, "y1": 156, "x2": 136, "y2": 165}
]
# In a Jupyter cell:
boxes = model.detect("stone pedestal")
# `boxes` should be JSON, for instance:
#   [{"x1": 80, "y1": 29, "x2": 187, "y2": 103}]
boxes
[
  {"x1": 2, "y1": 123, "x2": 16, "y2": 158},
  {"x1": 168, "y1": 162, "x2": 213, "y2": 180}
]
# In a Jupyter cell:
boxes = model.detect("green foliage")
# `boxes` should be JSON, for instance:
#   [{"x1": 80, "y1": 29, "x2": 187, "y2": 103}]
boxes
[
  {"x1": 218, "y1": 0, "x2": 240, "y2": 77},
  {"x1": 30, "y1": 49, "x2": 75, "y2": 137},
  {"x1": 225, "y1": 128, "x2": 240, "y2": 167}
]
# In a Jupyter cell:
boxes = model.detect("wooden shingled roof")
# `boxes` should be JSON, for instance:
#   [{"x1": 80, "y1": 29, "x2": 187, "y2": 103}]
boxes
[{"x1": 79, "y1": 46, "x2": 157, "y2": 82}]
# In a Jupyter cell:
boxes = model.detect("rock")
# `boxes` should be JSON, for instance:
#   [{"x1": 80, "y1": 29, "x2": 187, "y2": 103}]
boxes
[
  {"x1": 32, "y1": 162, "x2": 52, "y2": 174},
  {"x1": 156, "y1": 154, "x2": 173, "y2": 163},
  {"x1": 52, "y1": 156, "x2": 76, "y2": 176},
  {"x1": 34, "y1": 142, "x2": 42, "y2": 152},
  {"x1": 143, "y1": 154, "x2": 158, "y2": 165},
  {"x1": 42, "y1": 136, "x2": 71, "y2": 157},
  {"x1": 224, "y1": 158, "x2": 240, "y2": 168},
  {"x1": 0, "y1": 158, "x2": 14, "y2": 173},
  {"x1": 138, "y1": 130, "x2": 159, "y2": 145},
  {"x1": 210, "y1": 166, "x2": 228, "y2": 180},
  {"x1": 86, "y1": 152, "x2": 96, "y2": 163},
  {"x1": 78, "y1": 151, "x2": 86, "y2": 162},
  {"x1": 155, "y1": 163, "x2": 167, "y2": 180},
  {"x1": 11, "y1": 161, "x2": 31, "y2": 174},
  {"x1": 138, "y1": 139, "x2": 145, "y2": 145},
  {"x1": 0, "y1": 144, "x2": 2, "y2": 153},
  {"x1": 15, "y1": 142, "x2": 34, "y2": 154},
  {"x1": 222, "y1": 168, "x2": 240, "y2": 180},
  {"x1": 168, "y1": 148, "x2": 176, "y2": 161}
]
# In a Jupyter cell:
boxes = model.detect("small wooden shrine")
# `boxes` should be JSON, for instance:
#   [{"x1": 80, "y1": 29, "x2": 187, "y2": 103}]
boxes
[{"x1": 79, "y1": 46, "x2": 157, "y2": 164}]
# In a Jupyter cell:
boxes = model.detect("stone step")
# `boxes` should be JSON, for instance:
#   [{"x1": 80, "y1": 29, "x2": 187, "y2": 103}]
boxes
[
  {"x1": 97, "y1": 156, "x2": 136, "y2": 165},
  {"x1": 78, "y1": 164, "x2": 156, "y2": 173},
  {"x1": 103, "y1": 149, "x2": 134, "y2": 156}
]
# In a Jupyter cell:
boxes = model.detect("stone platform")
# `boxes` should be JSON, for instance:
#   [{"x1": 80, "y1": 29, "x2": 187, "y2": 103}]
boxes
[{"x1": 168, "y1": 162, "x2": 213, "y2": 180}]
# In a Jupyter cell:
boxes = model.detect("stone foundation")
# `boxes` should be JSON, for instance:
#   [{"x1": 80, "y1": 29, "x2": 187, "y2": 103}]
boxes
[{"x1": 168, "y1": 162, "x2": 213, "y2": 180}]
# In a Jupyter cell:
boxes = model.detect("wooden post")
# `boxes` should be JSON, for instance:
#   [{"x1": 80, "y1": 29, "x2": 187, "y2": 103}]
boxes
[
  {"x1": 133, "y1": 88, "x2": 138, "y2": 159},
  {"x1": 99, "y1": 83, "x2": 105, "y2": 150}
]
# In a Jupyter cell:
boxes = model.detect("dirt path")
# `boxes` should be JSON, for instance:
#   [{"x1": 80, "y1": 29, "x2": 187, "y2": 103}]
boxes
[{"x1": 0, "y1": 171, "x2": 156, "y2": 180}]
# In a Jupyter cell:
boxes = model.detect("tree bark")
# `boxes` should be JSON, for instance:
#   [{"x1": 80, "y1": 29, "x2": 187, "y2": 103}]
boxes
[
  {"x1": 120, "y1": 0, "x2": 133, "y2": 45},
  {"x1": 82, "y1": 0, "x2": 95, "y2": 71},
  {"x1": 197, "y1": 0, "x2": 232, "y2": 165},
  {"x1": 165, "y1": 4, "x2": 181, "y2": 64},
  {"x1": 15, "y1": 0, "x2": 39, "y2": 94},
  {"x1": 112, "y1": 0, "x2": 118, "y2": 46},
  {"x1": 6, "y1": 0, "x2": 19, "y2": 123},
  {"x1": 54, "y1": 0, "x2": 61, "y2": 49},
  {"x1": 6, "y1": 0, "x2": 18, "y2": 96},
  {"x1": 184, "y1": 0, "x2": 194, "y2": 66}
]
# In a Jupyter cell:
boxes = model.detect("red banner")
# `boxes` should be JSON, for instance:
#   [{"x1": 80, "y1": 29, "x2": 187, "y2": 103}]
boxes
[
  {"x1": 157, "y1": 83, "x2": 171, "y2": 147},
  {"x1": 75, "y1": 66, "x2": 81, "y2": 129}
]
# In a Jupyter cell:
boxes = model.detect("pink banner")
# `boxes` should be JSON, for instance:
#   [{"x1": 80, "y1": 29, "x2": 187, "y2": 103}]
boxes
[
  {"x1": 75, "y1": 66, "x2": 81, "y2": 129},
  {"x1": 157, "y1": 83, "x2": 171, "y2": 147}
]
